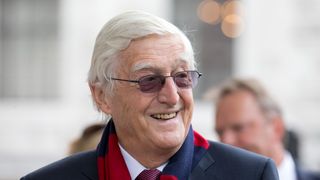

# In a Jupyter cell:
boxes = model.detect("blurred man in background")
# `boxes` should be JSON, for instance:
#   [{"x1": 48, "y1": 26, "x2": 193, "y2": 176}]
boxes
[
  {"x1": 68, "y1": 123, "x2": 105, "y2": 155},
  {"x1": 206, "y1": 78, "x2": 320, "y2": 180}
]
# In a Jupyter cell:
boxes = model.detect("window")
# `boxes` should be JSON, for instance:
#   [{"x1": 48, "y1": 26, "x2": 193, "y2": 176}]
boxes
[{"x1": 0, "y1": 0, "x2": 59, "y2": 99}]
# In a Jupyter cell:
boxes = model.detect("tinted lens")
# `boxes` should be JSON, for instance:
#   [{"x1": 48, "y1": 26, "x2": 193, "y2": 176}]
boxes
[
  {"x1": 174, "y1": 71, "x2": 199, "y2": 88},
  {"x1": 137, "y1": 71, "x2": 200, "y2": 93},
  {"x1": 138, "y1": 75, "x2": 164, "y2": 93}
]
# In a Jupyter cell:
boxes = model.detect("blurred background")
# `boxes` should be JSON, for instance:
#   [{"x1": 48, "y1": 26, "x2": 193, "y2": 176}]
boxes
[{"x1": 0, "y1": 0, "x2": 320, "y2": 179}]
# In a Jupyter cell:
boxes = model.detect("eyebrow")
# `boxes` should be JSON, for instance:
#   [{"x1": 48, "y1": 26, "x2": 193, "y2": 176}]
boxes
[{"x1": 131, "y1": 62, "x2": 155, "y2": 72}]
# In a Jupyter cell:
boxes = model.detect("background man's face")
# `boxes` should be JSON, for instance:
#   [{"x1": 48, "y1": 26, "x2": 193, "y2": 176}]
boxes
[{"x1": 215, "y1": 90, "x2": 275, "y2": 156}]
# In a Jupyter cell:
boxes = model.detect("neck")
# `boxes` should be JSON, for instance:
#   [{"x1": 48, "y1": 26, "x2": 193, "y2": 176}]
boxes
[{"x1": 119, "y1": 140, "x2": 180, "y2": 169}]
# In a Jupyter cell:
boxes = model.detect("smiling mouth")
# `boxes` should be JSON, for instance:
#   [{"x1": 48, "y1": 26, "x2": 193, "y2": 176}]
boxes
[{"x1": 151, "y1": 112, "x2": 178, "y2": 120}]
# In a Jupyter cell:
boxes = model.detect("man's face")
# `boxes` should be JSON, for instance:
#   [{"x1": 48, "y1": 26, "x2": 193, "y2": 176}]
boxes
[
  {"x1": 103, "y1": 34, "x2": 194, "y2": 153},
  {"x1": 215, "y1": 90, "x2": 275, "y2": 156}
]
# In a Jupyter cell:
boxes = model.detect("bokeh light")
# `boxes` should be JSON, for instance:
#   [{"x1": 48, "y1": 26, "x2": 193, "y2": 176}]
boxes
[
  {"x1": 221, "y1": 14, "x2": 245, "y2": 38},
  {"x1": 197, "y1": 0, "x2": 246, "y2": 38},
  {"x1": 221, "y1": 0, "x2": 245, "y2": 19},
  {"x1": 197, "y1": 0, "x2": 221, "y2": 25}
]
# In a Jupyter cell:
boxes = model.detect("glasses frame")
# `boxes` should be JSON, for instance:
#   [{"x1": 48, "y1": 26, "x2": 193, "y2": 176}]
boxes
[{"x1": 109, "y1": 70, "x2": 202, "y2": 93}]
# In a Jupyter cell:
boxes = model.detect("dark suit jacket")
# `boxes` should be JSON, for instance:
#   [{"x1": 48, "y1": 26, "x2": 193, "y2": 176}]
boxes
[
  {"x1": 21, "y1": 141, "x2": 279, "y2": 180},
  {"x1": 296, "y1": 165, "x2": 320, "y2": 180}
]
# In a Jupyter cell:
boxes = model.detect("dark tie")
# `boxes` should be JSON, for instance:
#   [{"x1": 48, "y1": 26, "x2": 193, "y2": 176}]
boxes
[{"x1": 135, "y1": 169, "x2": 161, "y2": 180}]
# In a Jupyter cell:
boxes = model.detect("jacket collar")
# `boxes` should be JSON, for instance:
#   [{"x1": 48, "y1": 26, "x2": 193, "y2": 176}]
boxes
[
  {"x1": 189, "y1": 150, "x2": 215, "y2": 180},
  {"x1": 79, "y1": 151, "x2": 99, "y2": 180}
]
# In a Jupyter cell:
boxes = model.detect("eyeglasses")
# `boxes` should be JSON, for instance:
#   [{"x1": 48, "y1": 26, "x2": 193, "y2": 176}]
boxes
[{"x1": 109, "y1": 70, "x2": 202, "y2": 93}]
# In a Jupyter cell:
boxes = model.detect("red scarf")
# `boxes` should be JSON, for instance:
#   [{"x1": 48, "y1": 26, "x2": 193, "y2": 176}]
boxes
[{"x1": 97, "y1": 120, "x2": 209, "y2": 180}]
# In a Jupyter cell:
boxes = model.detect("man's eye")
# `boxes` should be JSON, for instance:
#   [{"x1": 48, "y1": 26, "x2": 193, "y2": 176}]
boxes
[
  {"x1": 140, "y1": 75, "x2": 159, "y2": 83},
  {"x1": 175, "y1": 72, "x2": 188, "y2": 78},
  {"x1": 232, "y1": 124, "x2": 245, "y2": 133}
]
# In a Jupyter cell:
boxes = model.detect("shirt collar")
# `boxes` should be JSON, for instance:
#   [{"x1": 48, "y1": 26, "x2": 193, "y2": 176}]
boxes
[
  {"x1": 118, "y1": 143, "x2": 167, "y2": 179},
  {"x1": 278, "y1": 151, "x2": 297, "y2": 180}
]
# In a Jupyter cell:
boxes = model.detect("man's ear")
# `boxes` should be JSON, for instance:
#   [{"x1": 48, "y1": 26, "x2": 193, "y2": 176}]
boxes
[{"x1": 89, "y1": 84, "x2": 112, "y2": 114}]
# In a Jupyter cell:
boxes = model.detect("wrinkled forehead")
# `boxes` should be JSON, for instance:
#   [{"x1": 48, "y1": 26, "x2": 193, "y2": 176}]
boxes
[
  {"x1": 118, "y1": 34, "x2": 194, "y2": 72},
  {"x1": 131, "y1": 58, "x2": 190, "y2": 72}
]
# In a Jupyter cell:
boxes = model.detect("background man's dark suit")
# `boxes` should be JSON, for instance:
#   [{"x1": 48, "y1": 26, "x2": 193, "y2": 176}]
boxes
[
  {"x1": 296, "y1": 165, "x2": 320, "y2": 180},
  {"x1": 21, "y1": 141, "x2": 278, "y2": 180}
]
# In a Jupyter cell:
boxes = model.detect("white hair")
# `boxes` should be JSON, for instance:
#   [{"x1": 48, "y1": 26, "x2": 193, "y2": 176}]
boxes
[{"x1": 88, "y1": 10, "x2": 196, "y2": 96}]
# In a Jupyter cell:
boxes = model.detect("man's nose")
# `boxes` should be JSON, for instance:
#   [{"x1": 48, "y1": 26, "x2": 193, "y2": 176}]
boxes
[{"x1": 157, "y1": 77, "x2": 179, "y2": 106}]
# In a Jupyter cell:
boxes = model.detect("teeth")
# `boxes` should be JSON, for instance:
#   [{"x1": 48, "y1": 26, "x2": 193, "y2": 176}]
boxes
[{"x1": 152, "y1": 112, "x2": 177, "y2": 120}]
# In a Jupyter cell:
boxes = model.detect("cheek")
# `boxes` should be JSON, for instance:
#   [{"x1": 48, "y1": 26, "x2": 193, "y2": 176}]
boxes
[
  {"x1": 182, "y1": 92, "x2": 194, "y2": 124},
  {"x1": 238, "y1": 134, "x2": 251, "y2": 145},
  {"x1": 112, "y1": 96, "x2": 149, "y2": 135},
  {"x1": 109, "y1": 91, "x2": 140, "y2": 121},
  {"x1": 182, "y1": 90, "x2": 194, "y2": 109},
  {"x1": 239, "y1": 130, "x2": 258, "y2": 145},
  {"x1": 118, "y1": 94, "x2": 156, "y2": 128},
  {"x1": 186, "y1": 90, "x2": 194, "y2": 102}
]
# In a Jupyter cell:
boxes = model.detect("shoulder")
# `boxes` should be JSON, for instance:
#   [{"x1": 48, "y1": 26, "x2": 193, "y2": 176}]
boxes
[
  {"x1": 203, "y1": 141, "x2": 279, "y2": 179},
  {"x1": 208, "y1": 141, "x2": 269, "y2": 163},
  {"x1": 21, "y1": 151, "x2": 98, "y2": 180}
]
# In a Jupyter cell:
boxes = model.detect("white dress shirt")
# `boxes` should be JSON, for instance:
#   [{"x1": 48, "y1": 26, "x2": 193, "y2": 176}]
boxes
[
  {"x1": 119, "y1": 144, "x2": 167, "y2": 179},
  {"x1": 278, "y1": 151, "x2": 297, "y2": 180}
]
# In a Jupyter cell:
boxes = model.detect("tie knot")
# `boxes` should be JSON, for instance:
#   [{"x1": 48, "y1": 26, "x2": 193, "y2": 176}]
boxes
[{"x1": 136, "y1": 169, "x2": 161, "y2": 180}]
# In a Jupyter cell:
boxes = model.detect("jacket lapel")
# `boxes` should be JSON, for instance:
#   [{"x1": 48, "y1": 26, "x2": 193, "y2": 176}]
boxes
[
  {"x1": 189, "y1": 151, "x2": 215, "y2": 180},
  {"x1": 81, "y1": 169, "x2": 98, "y2": 180}
]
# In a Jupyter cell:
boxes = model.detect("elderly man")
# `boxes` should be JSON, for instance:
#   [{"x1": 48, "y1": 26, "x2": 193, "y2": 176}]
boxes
[
  {"x1": 21, "y1": 11, "x2": 278, "y2": 180},
  {"x1": 207, "y1": 78, "x2": 320, "y2": 180}
]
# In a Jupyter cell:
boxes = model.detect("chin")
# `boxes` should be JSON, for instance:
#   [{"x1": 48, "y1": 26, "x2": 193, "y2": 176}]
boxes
[{"x1": 155, "y1": 132, "x2": 185, "y2": 149}]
